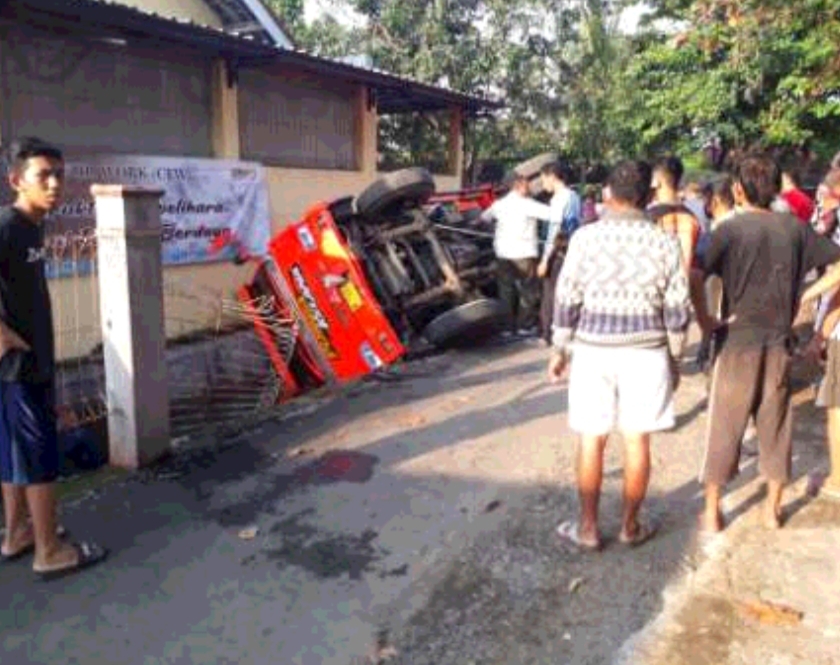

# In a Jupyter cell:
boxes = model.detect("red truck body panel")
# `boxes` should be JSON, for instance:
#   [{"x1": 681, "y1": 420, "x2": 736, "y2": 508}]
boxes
[{"x1": 266, "y1": 202, "x2": 405, "y2": 382}]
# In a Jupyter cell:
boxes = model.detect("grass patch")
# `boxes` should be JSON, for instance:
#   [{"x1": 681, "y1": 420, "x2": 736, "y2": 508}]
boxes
[{"x1": 55, "y1": 466, "x2": 131, "y2": 502}]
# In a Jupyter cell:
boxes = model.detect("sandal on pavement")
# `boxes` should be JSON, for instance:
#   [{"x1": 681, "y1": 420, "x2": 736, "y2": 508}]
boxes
[
  {"x1": 1, "y1": 525, "x2": 68, "y2": 562},
  {"x1": 556, "y1": 520, "x2": 602, "y2": 552},
  {"x1": 1, "y1": 543, "x2": 35, "y2": 563},
  {"x1": 34, "y1": 542, "x2": 108, "y2": 581},
  {"x1": 618, "y1": 522, "x2": 658, "y2": 548}
]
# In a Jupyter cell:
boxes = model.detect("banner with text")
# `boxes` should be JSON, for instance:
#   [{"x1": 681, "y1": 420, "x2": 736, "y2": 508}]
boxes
[{"x1": 45, "y1": 155, "x2": 271, "y2": 279}]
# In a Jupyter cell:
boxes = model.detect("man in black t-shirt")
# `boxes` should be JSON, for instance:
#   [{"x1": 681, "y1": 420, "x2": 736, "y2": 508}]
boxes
[
  {"x1": 0, "y1": 137, "x2": 107, "y2": 579},
  {"x1": 697, "y1": 154, "x2": 840, "y2": 534}
]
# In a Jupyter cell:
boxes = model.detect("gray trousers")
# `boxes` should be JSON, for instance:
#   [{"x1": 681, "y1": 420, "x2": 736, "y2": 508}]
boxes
[
  {"x1": 701, "y1": 344, "x2": 793, "y2": 485},
  {"x1": 496, "y1": 258, "x2": 539, "y2": 332}
]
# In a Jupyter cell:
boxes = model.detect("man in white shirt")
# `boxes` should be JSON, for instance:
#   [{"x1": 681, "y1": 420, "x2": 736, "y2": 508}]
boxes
[
  {"x1": 538, "y1": 161, "x2": 582, "y2": 279},
  {"x1": 481, "y1": 173, "x2": 552, "y2": 335}
]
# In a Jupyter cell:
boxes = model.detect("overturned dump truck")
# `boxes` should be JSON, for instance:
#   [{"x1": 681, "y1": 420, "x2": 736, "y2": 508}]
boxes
[
  {"x1": 329, "y1": 167, "x2": 510, "y2": 348},
  {"x1": 345, "y1": 153, "x2": 558, "y2": 346},
  {"x1": 239, "y1": 154, "x2": 558, "y2": 399}
]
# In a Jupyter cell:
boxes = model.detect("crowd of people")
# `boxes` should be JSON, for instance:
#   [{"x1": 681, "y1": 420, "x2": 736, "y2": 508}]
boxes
[
  {"x1": 483, "y1": 150, "x2": 840, "y2": 550},
  {"x1": 5, "y1": 134, "x2": 840, "y2": 582}
]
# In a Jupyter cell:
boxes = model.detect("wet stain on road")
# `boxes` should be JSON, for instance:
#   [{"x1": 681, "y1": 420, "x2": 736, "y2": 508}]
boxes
[
  {"x1": 151, "y1": 446, "x2": 379, "y2": 529},
  {"x1": 660, "y1": 594, "x2": 738, "y2": 665},
  {"x1": 266, "y1": 509, "x2": 386, "y2": 580}
]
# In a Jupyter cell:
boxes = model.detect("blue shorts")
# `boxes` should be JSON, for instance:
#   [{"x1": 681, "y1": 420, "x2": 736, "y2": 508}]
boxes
[{"x1": 0, "y1": 381, "x2": 59, "y2": 485}]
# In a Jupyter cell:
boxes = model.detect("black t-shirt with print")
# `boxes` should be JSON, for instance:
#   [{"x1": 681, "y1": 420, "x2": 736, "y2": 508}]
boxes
[
  {"x1": 704, "y1": 210, "x2": 840, "y2": 348},
  {"x1": 0, "y1": 206, "x2": 55, "y2": 383}
]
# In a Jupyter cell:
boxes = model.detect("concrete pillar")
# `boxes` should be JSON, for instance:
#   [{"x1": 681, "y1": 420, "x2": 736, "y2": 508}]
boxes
[
  {"x1": 211, "y1": 59, "x2": 241, "y2": 160},
  {"x1": 447, "y1": 106, "x2": 465, "y2": 184},
  {"x1": 92, "y1": 185, "x2": 170, "y2": 469},
  {"x1": 356, "y1": 85, "x2": 379, "y2": 178}
]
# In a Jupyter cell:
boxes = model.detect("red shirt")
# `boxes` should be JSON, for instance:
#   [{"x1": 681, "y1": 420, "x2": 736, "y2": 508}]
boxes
[{"x1": 781, "y1": 188, "x2": 815, "y2": 224}]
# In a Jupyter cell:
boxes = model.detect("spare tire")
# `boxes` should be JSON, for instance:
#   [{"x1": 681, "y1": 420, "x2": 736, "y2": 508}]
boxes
[
  {"x1": 422, "y1": 298, "x2": 511, "y2": 348},
  {"x1": 355, "y1": 168, "x2": 436, "y2": 220},
  {"x1": 514, "y1": 152, "x2": 559, "y2": 180}
]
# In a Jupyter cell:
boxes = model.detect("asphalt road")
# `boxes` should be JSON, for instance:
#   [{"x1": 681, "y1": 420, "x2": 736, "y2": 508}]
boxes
[{"x1": 0, "y1": 338, "x2": 830, "y2": 664}]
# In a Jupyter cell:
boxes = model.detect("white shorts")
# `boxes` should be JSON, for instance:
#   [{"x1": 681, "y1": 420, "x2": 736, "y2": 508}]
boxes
[{"x1": 568, "y1": 344, "x2": 675, "y2": 435}]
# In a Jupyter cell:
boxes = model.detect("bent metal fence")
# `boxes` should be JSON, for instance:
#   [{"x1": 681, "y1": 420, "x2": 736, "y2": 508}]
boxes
[{"x1": 47, "y1": 228, "x2": 296, "y2": 456}]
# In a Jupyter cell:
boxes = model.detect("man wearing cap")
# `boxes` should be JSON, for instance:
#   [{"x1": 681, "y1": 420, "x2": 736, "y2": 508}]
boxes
[{"x1": 481, "y1": 173, "x2": 552, "y2": 336}]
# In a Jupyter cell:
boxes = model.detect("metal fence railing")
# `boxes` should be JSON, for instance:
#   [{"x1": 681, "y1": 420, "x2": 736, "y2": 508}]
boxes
[{"x1": 47, "y1": 229, "x2": 297, "y2": 456}]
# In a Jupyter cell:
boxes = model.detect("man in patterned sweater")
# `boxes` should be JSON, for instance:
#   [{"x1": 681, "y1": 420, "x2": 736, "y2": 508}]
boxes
[{"x1": 549, "y1": 160, "x2": 691, "y2": 551}]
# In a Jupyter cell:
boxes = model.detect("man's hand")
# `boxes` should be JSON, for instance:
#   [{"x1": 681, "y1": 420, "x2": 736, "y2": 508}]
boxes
[
  {"x1": 537, "y1": 261, "x2": 549, "y2": 279},
  {"x1": 548, "y1": 349, "x2": 569, "y2": 384},
  {"x1": 696, "y1": 313, "x2": 717, "y2": 337},
  {"x1": 668, "y1": 353, "x2": 681, "y2": 393},
  {"x1": 698, "y1": 313, "x2": 737, "y2": 336},
  {"x1": 0, "y1": 321, "x2": 29, "y2": 359},
  {"x1": 802, "y1": 260, "x2": 840, "y2": 304},
  {"x1": 803, "y1": 333, "x2": 826, "y2": 366}
]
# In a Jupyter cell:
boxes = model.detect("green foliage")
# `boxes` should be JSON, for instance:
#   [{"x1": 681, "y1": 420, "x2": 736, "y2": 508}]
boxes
[
  {"x1": 626, "y1": 0, "x2": 840, "y2": 157},
  {"x1": 563, "y1": 1, "x2": 632, "y2": 167},
  {"x1": 264, "y1": 0, "x2": 635, "y2": 175},
  {"x1": 378, "y1": 112, "x2": 451, "y2": 173},
  {"x1": 266, "y1": 0, "x2": 305, "y2": 27},
  {"x1": 263, "y1": 0, "x2": 840, "y2": 172},
  {"x1": 263, "y1": 0, "x2": 364, "y2": 55}
]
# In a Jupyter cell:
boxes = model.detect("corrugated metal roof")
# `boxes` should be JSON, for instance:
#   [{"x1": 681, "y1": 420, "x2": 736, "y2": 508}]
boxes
[
  {"x1": 202, "y1": 0, "x2": 295, "y2": 48},
  {"x1": 8, "y1": 0, "x2": 502, "y2": 114},
  {"x1": 206, "y1": 0, "x2": 258, "y2": 25}
]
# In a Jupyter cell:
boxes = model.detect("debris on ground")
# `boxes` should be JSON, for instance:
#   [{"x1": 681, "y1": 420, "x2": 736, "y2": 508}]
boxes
[
  {"x1": 370, "y1": 645, "x2": 398, "y2": 663},
  {"x1": 369, "y1": 629, "x2": 399, "y2": 663},
  {"x1": 288, "y1": 446, "x2": 313, "y2": 458},
  {"x1": 396, "y1": 413, "x2": 427, "y2": 429},
  {"x1": 484, "y1": 500, "x2": 503, "y2": 514},
  {"x1": 736, "y1": 599, "x2": 804, "y2": 626},
  {"x1": 155, "y1": 471, "x2": 186, "y2": 481},
  {"x1": 238, "y1": 526, "x2": 259, "y2": 540}
]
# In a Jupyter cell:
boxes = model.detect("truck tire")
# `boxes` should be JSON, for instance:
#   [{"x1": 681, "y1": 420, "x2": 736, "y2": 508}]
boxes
[
  {"x1": 328, "y1": 196, "x2": 355, "y2": 225},
  {"x1": 355, "y1": 168, "x2": 436, "y2": 220},
  {"x1": 422, "y1": 298, "x2": 511, "y2": 348},
  {"x1": 513, "y1": 152, "x2": 559, "y2": 180}
]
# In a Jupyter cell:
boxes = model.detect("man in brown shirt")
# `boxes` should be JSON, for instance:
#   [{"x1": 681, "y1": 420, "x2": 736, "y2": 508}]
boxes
[{"x1": 697, "y1": 154, "x2": 840, "y2": 533}]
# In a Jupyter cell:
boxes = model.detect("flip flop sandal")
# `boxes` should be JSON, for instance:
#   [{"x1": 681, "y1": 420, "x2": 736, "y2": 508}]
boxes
[
  {"x1": 1, "y1": 525, "x2": 69, "y2": 562},
  {"x1": 556, "y1": 520, "x2": 602, "y2": 552},
  {"x1": 34, "y1": 541, "x2": 108, "y2": 582},
  {"x1": 618, "y1": 523, "x2": 658, "y2": 548}
]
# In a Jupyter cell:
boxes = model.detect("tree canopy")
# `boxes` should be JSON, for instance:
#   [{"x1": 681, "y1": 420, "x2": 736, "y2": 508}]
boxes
[
  {"x1": 264, "y1": 0, "x2": 840, "y2": 177},
  {"x1": 628, "y1": 0, "x2": 840, "y2": 157}
]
